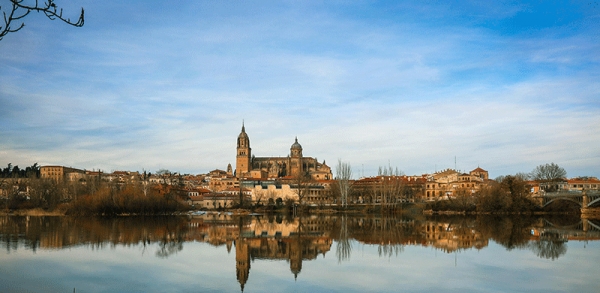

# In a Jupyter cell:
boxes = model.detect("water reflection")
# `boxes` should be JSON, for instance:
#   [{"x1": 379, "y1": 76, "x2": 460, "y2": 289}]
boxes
[
  {"x1": 529, "y1": 231, "x2": 567, "y2": 260},
  {"x1": 0, "y1": 216, "x2": 189, "y2": 257},
  {"x1": 1, "y1": 214, "x2": 599, "y2": 290}
]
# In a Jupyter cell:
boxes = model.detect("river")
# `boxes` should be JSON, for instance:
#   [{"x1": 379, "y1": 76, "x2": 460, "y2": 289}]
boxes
[{"x1": 1, "y1": 214, "x2": 599, "y2": 292}]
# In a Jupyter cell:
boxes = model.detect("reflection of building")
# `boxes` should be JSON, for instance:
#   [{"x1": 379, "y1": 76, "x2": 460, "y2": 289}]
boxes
[
  {"x1": 423, "y1": 221, "x2": 488, "y2": 252},
  {"x1": 231, "y1": 216, "x2": 333, "y2": 291},
  {"x1": 235, "y1": 124, "x2": 332, "y2": 180},
  {"x1": 183, "y1": 214, "x2": 334, "y2": 291},
  {"x1": 347, "y1": 217, "x2": 490, "y2": 253},
  {"x1": 236, "y1": 237, "x2": 250, "y2": 291}
]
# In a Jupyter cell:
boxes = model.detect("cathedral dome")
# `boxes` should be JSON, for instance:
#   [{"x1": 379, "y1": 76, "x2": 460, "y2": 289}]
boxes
[
  {"x1": 291, "y1": 137, "x2": 302, "y2": 150},
  {"x1": 237, "y1": 123, "x2": 250, "y2": 149},
  {"x1": 238, "y1": 124, "x2": 249, "y2": 140}
]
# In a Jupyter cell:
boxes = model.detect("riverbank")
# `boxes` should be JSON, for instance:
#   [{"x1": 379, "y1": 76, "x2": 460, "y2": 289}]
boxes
[
  {"x1": 0, "y1": 203, "x2": 585, "y2": 218},
  {"x1": 0, "y1": 208, "x2": 66, "y2": 216}
]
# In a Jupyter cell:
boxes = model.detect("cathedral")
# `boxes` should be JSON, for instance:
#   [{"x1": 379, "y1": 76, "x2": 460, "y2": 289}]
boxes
[{"x1": 235, "y1": 124, "x2": 332, "y2": 180}]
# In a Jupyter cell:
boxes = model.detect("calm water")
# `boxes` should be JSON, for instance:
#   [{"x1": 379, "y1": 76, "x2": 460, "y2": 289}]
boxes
[{"x1": 1, "y1": 214, "x2": 599, "y2": 293}]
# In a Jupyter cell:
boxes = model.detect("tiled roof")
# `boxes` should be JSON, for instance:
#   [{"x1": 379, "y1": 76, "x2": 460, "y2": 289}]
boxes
[{"x1": 567, "y1": 178, "x2": 600, "y2": 184}]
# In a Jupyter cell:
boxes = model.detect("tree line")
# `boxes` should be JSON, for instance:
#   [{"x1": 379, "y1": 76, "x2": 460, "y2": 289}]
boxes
[
  {"x1": 0, "y1": 163, "x2": 40, "y2": 178},
  {"x1": 1, "y1": 167, "x2": 188, "y2": 215}
]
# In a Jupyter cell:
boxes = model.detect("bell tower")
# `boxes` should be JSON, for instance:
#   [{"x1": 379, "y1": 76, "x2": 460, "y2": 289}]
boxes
[
  {"x1": 236, "y1": 123, "x2": 251, "y2": 178},
  {"x1": 290, "y1": 137, "x2": 303, "y2": 177}
]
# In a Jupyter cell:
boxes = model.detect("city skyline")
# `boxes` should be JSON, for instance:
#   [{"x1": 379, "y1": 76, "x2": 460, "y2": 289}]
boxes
[{"x1": 1, "y1": 1, "x2": 599, "y2": 178}]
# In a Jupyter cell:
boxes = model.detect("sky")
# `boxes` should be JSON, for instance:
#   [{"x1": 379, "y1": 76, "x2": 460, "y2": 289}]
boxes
[{"x1": 1, "y1": 0, "x2": 599, "y2": 178}]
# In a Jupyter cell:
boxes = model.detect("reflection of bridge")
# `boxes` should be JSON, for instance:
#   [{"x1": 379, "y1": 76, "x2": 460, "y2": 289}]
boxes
[
  {"x1": 540, "y1": 218, "x2": 600, "y2": 240},
  {"x1": 534, "y1": 190, "x2": 600, "y2": 209}
]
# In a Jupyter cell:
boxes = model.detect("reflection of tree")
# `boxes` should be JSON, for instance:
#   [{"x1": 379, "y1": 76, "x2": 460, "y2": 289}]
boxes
[
  {"x1": 336, "y1": 215, "x2": 410, "y2": 260},
  {"x1": 336, "y1": 215, "x2": 352, "y2": 263},
  {"x1": 156, "y1": 238, "x2": 183, "y2": 258},
  {"x1": 475, "y1": 216, "x2": 534, "y2": 250},
  {"x1": 378, "y1": 243, "x2": 403, "y2": 258},
  {"x1": 155, "y1": 218, "x2": 186, "y2": 259},
  {"x1": 529, "y1": 232, "x2": 567, "y2": 260},
  {"x1": 0, "y1": 215, "x2": 584, "y2": 265},
  {"x1": 0, "y1": 216, "x2": 189, "y2": 256},
  {"x1": 374, "y1": 217, "x2": 405, "y2": 258}
]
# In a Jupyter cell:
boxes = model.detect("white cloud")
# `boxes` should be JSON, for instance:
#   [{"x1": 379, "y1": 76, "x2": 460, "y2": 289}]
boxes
[{"x1": 0, "y1": 1, "x2": 598, "y2": 177}]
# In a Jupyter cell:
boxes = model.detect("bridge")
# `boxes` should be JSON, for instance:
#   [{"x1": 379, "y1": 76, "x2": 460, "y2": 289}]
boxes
[{"x1": 534, "y1": 190, "x2": 600, "y2": 209}]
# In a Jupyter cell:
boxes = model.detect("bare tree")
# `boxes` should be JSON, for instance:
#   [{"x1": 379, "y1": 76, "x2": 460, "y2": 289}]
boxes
[
  {"x1": 375, "y1": 166, "x2": 405, "y2": 211},
  {"x1": 1, "y1": 0, "x2": 84, "y2": 40},
  {"x1": 531, "y1": 163, "x2": 567, "y2": 192},
  {"x1": 336, "y1": 159, "x2": 352, "y2": 207},
  {"x1": 292, "y1": 170, "x2": 312, "y2": 206},
  {"x1": 531, "y1": 163, "x2": 567, "y2": 182}
]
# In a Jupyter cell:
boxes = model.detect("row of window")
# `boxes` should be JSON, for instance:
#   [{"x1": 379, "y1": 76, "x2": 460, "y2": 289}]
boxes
[
  {"x1": 571, "y1": 184, "x2": 598, "y2": 188},
  {"x1": 426, "y1": 191, "x2": 445, "y2": 197},
  {"x1": 427, "y1": 183, "x2": 477, "y2": 188}
]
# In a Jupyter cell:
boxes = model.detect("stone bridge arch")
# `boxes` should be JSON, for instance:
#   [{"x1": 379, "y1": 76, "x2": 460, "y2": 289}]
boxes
[
  {"x1": 587, "y1": 195, "x2": 600, "y2": 207},
  {"x1": 541, "y1": 197, "x2": 582, "y2": 208}
]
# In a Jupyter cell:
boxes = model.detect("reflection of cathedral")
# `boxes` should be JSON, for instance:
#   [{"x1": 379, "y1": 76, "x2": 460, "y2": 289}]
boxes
[
  {"x1": 234, "y1": 217, "x2": 333, "y2": 291},
  {"x1": 235, "y1": 124, "x2": 332, "y2": 180},
  {"x1": 235, "y1": 237, "x2": 251, "y2": 292}
]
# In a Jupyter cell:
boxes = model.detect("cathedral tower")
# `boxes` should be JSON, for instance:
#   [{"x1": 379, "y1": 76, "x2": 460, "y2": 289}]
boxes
[
  {"x1": 236, "y1": 123, "x2": 251, "y2": 178},
  {"x1": 290, "y1": 137, "x2": 303, "y2": 177}
]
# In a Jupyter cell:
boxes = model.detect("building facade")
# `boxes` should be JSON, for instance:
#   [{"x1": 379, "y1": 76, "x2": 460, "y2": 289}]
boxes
[
  {"x1": 235, "y1": 124, "x2": 332, "y2": 181},
  {"x1": 40, "y1": 166, "x2": 85, "y2": 182},
  {"x1": 424, "y1": 167, "x2": 489, "y2": 200}
]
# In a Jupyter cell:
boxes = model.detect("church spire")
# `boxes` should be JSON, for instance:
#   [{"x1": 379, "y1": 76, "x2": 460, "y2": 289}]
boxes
[{"x1": 236, "y1": 122, "x2": 251, "y2": 178}]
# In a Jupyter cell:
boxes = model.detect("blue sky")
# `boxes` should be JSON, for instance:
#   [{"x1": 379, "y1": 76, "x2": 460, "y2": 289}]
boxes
[{"x1": 1, "y1": 0, "x2": 599, "y2": 178}]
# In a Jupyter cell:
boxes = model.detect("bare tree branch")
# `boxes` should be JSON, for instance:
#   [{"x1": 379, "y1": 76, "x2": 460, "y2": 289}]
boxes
[{"x1": 1, "y1": 0, "x2": 84, "y2": 41}]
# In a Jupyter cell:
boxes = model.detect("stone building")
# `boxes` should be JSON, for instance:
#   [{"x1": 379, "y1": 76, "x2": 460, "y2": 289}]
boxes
[
  {"x1": 40, "y1": 165, "x2": 85, "y2": 182},
  {"x1": 424, "y1": 167, "x2": 489, "y2": 200},
  {"x1": 234, "y1": 124, "x2": 332, "y2": 181},
  {"x1": 565, "y1": 178, "x2": 600, "y2": 191}
]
